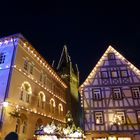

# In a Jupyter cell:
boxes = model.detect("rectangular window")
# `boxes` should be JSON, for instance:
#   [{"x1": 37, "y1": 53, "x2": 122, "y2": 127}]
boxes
[
  {"x1": 116, "y1": 112, "x2": 125, "y2": 124},
  {"x1": 92, "y1": 88, "x2": 102, "y2": 100},
  {"x1": 101, "y1": 71, "x2": 108, "y2": 78},
  {"x1": 20, "y1": 91, "x2": 24, "y2": 100},
  {"x1": 137, "y1": 111, "x2": 140, "y2": 123},
  {"x1": 26, "y1": 94, "x2": 30, "y2": 103},
  {"x1": 95, "y1": 112, "x2": 104, "y2": 124},
  {"x1": 29, "y1": 63, "x2": 34, "y2": 74},
  {"x1": 112, "y1": 88, "x2": 122, "y2": 99},
  {"x1": 111, "y1": 71, "x2": 118, "y2": 78},
  {"x1": 0, "y1": 52, "x2": 6, "y2": 64},
  {"x1": 24, "y1": 60, "x2": 28, "y2": 70},
  {"x1": 40, "y1": 72, "x2": 43, "y2": 82},
  {"x1": 131, "y1": 87, "x2": 140, "y2": 99},
  {"x1": 121, "y1": 70, "x2": 128, "y2": 77}
]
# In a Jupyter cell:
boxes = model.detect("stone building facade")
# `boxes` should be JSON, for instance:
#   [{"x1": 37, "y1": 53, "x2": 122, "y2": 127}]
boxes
[{"x1": 0, "y1": 34, "x2": 67, "y2": 140}]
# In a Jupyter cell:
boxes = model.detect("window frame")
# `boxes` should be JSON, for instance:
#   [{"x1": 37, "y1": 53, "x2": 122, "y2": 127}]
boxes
[
  {"x1": 121, "y1": 70, "x2": 128, "y2": 78},
  {"x1": 116, "y1": 111, "x2": 126, "y2": 124},
  {"x1": 92, "y1": 88, "x2": 102, "y2": 100},
  {"x1": 94, "y1": 111, "x2": 104, "y2": 125},
  {"x1": 111, "y1": 70, "x2": 118, "y2": 78},
  {"x1": 131, "y1": 87, "x2": 140, "y2": 99},
  {"x1": 112, "y1": 88, "x2": 123, "y2": 100},
  {"x1": 101, "y1": 71, "x2": 108, "y2": 79}
]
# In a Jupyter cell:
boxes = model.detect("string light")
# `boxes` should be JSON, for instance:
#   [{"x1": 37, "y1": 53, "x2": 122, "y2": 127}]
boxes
[
  {"x1": 79, "y1": 45, "x2": 140, "y2": 93},
  {"x1": 7, "y1": 101, "x2": 66, "y2": 123},
  {"x1": 14, "y1": 65, "x2": 66, "y2": 104},
  {"x1": 0, "y1": 35, "x2": 67, "y2": 89},
  {"x1": 19, "y1": 39, "x2": 67, "y2": 89}
]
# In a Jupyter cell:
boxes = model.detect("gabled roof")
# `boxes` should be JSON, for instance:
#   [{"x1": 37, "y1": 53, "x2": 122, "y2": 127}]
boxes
[
  {"x1": 57, "y1": 45, "x2": 71, "y2": 70},
  {"x1": 79, "y1": 45, "x2": 140, "y2": 93}
]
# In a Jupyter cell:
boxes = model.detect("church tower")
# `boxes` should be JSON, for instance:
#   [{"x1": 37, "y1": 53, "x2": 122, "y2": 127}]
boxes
[{"x1": 57, "y1": 45, "x2": 80, "y2": 126}]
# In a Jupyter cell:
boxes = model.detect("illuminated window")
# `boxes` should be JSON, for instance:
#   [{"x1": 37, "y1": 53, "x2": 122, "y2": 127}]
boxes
[
  {"x1": 0, "y1": 52, "x2": 6, "y2": 64},
  {"x1": 95, "y1": 112, "x2": 103, "y2": 124},
  {"x1": 101, "y1": 71, "x2": 108, "y2": 78},
  {"x1": 111, "y1": 71, "x2": 118, "y2": 78},
  {"x1": 137, "y1": 111, "x2": 140, "y2": 123},
  {"x1": 50, "y1": 98, "x2": 55, "y2": 113},
  {"x1": 121, "y1": 70, "x2": 128, "y2": 77},
  {"x1": 112, "y1": 88, "x2": 122, "y2": 99},
  {"x1": 116, "y1": 112, "x2": 125, "y2": 124},
  {"x1": 131, "y1": 87, "x2": 140, "y2": 99},
  {"x1": 20, "y1": 82, "x2": 32, "y2": 102},
  {"x1": 38, "y1": 92, "x2": 45, "y2": 109},
  {"x1": 92, "y1": 88, "x2": 102, "y2": 100},
  {"x1": 58, "y1": 104, "x2": 63, "y2": 116}
]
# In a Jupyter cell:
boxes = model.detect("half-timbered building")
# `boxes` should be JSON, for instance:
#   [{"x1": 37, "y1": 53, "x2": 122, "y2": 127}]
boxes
[{"x1": 79, "y1": 46, "x2": 140, "y2": 140}]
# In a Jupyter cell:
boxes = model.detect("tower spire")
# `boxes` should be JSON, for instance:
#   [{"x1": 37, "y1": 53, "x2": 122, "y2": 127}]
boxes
[{"x1": 57, "y1": 45, "x2": 70, "y2": 70}]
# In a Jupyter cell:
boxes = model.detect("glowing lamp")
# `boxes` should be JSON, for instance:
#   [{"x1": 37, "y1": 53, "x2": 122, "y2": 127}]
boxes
[{"x1": 2, "y1": 102, "x2": 9, "y2": 107}]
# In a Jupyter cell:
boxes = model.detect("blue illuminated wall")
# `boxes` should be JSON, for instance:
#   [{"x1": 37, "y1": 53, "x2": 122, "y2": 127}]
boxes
[{"x1": 0, "y1": 39, "x2": 17, "y2": 103}]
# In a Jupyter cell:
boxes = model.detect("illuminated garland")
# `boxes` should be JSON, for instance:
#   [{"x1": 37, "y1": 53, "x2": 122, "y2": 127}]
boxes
[
  {"x1": 0, "y1": 35, "x2": 67, "y2": 89},
  {"x1": 79, "y1": 45, "x2": 140, "y2": 107},
  {"x1": 7, "y1": 102, "x2": 66, "y2": 123},
  {"x1": 13, "y1": 65, "x2": 66, "y2": 104}
]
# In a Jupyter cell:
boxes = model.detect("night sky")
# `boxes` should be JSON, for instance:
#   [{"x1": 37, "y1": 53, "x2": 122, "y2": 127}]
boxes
[{"x1": 0, "y1": 1, "x2": 140, "y2": 84}]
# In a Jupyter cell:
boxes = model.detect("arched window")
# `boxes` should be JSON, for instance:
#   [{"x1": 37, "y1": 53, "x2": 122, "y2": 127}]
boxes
[
  {"x1": 35, "y1": 118, "x2": 43, "y2": 129},
  {"x1": 38, "y1": 91, "x2": 45, "y2": 109},
  {"x1": 58, "y1": 103, "x2": 63, "y2": 116},
  {"x1": 20, "y1": 113, "x2": 27, "y2": 134},
  {"x1": 20, "y1": 82, "x2": 32, "y2": 103},
  {"x1": 50, "y1": 98, "x2": 55, "y2": 113}
]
